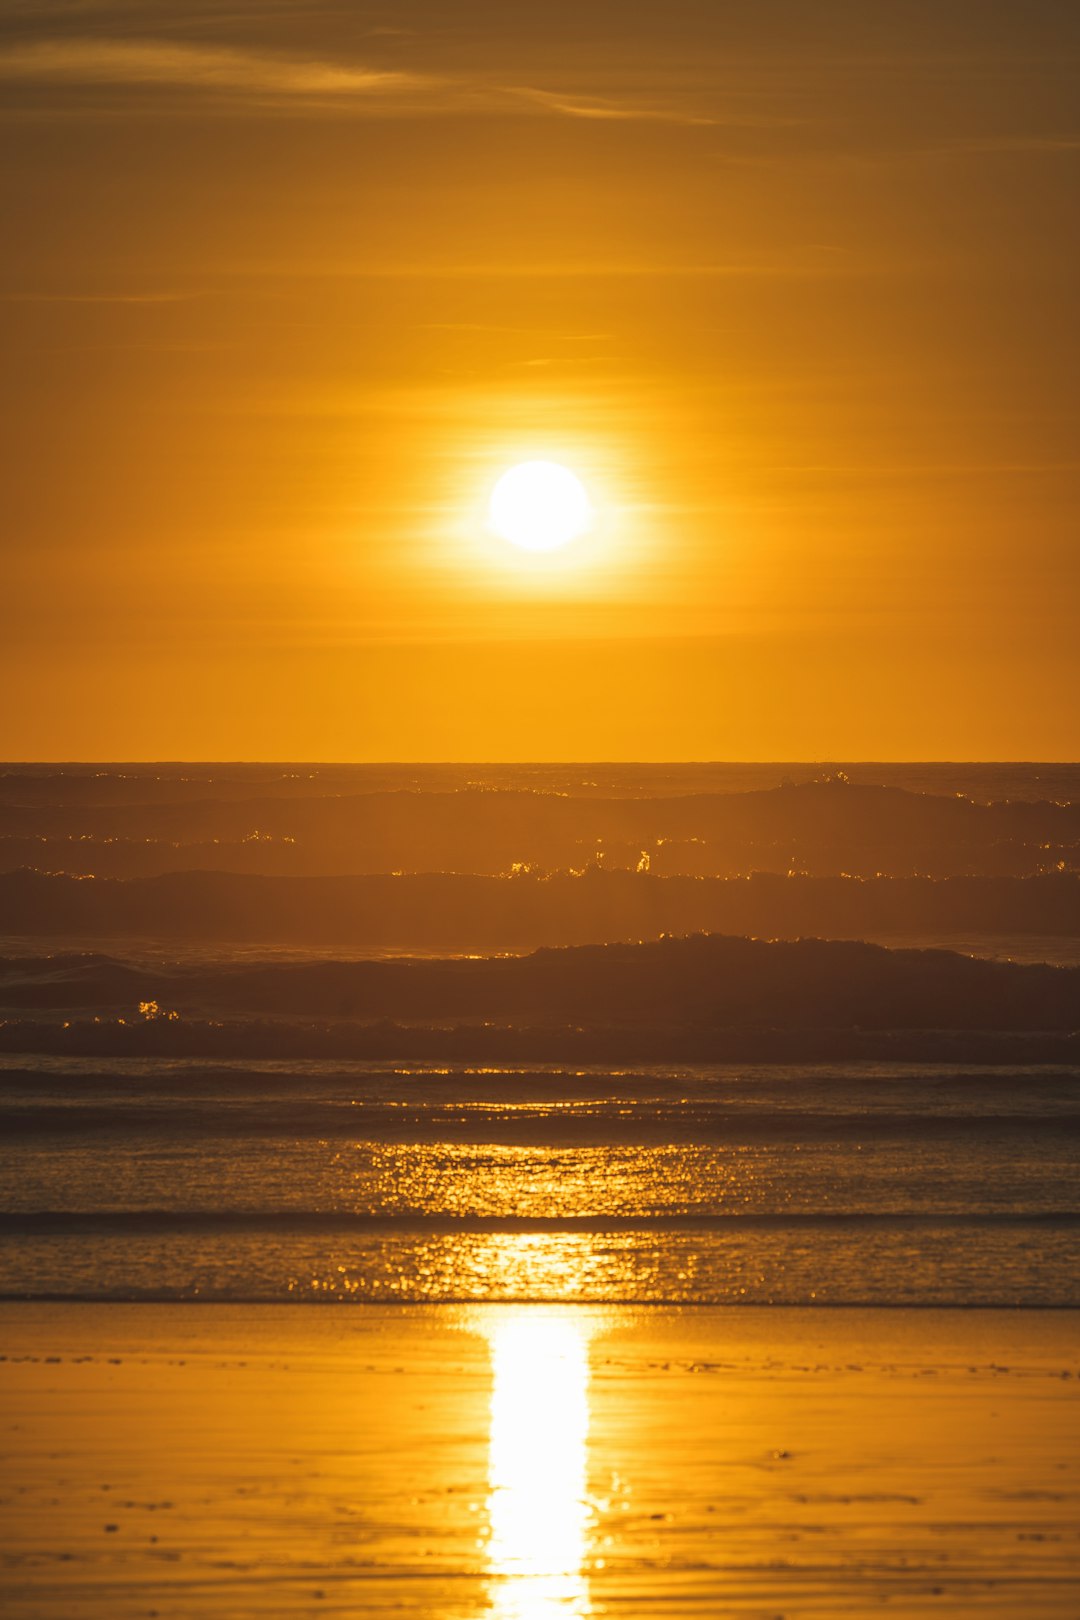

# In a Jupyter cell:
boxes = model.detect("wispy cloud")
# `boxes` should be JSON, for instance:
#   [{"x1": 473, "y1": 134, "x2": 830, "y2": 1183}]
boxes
[
  {"x1": 0, "y1": 35, "x2": 784, "y2": 129},
  {"x1": 0, "y1": 37, "x2": 424, "y2": 103},
  {"x1": 420, "y1": 324, "x2": 611, "y2": 340},
  {"x1": 0, "y1": 288, "x2": 206, "y2": 302},
  {"x1": 507, "y1": 85, "x2": 720, "y2": 128},
  {"x1": 221, "y1": 258, "x2": 866, "y2": 282}
]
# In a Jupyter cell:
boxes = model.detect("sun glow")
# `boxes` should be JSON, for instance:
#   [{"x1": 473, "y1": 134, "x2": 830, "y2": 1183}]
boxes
[{"x1": 488, "y1": 461, "x2": 593, "y2": 553}]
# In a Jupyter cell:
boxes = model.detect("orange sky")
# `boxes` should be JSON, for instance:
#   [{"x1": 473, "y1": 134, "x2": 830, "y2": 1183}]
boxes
[{"x1": 2, "y1": 1, "x2": 1078, "y2": 759}]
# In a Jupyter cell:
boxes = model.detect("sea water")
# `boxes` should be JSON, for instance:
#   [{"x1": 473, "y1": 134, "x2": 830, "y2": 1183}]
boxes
[{"x1": 1, "y1": 1058, "x2": 1076, "y2": 1305}]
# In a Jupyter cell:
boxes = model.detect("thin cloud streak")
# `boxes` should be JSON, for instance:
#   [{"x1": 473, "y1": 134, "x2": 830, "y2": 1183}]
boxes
[
  {"x1": 215, "y1": 259, "x2": 867, "y2": 282},
  {"x1": 0, "y1": 38, "x2": 424, "y2": 97},
  {"x1": 0, "y1": 289, "x2": 209, "y2": 303},
  {"x1": 0, "y1": 35, "x2": 797, "y2": 128},
  {"x1": 507, "y1": 85, "x2": 720, "y2": 127}
]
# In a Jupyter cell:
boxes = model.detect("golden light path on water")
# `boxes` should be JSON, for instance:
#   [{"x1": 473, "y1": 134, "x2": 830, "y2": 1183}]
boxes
[{"x1": 484, "y1": 1311, "x2": 593, "y2": 1620}]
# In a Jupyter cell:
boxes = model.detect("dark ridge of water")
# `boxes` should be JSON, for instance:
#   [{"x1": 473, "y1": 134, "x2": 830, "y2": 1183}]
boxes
[
  {"x1": 4, "y1": 1210, "x2": 1079, "y2": 1233},
  {"x1": 2, "y1": 933, "x2": 1079, "y2": 1016},
  {"x1": 1, "y1": 938, "x2": 1077, "y2": 1063},
  {"x1": 2, "y1": 868, "x2": 1077, "y2": 949},
  {"x1": 1, "y1": 778, "x2": 1077, "y2": 884},
  {"x1": 3, "y1": 761, "x2": 1080, "y2": 803},
  {"x1": 4, "y1": 1103, "x2": 1078, "y2": 1141},
  {"x1": 3, "y1": 1024, "x2": 1077, "y2": 1068},
  {"x1": 3, "y1": 1054, "x2": 1078, "y2": 1142},
  {"x1": 2, "y1": 1056, "x2": 1076, "y2": 1097}
]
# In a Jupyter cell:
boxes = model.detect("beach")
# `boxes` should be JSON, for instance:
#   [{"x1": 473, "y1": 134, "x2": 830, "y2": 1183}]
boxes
[{"x1": 2, "y1": 1303, "x2": 1078, "y2": 1618}]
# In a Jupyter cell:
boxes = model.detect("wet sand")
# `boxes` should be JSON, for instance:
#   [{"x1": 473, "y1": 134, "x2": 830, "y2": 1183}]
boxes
[{"x1": 1, "y1": 1304, "x2": 1078, "y2": 1617}]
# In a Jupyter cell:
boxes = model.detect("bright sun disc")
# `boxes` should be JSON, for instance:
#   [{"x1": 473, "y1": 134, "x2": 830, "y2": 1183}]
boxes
[{"x1": 488, "y1": 461, "x2": 593, "y2": 552}]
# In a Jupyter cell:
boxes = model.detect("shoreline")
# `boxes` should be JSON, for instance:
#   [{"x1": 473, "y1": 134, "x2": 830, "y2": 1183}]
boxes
[
  {"x1": 2, "y1": 1303, "x2": 1078, "y2": 1617},
  {"x1": 4, "y1": 1295, "x2": 1080, "y2": 1308}
]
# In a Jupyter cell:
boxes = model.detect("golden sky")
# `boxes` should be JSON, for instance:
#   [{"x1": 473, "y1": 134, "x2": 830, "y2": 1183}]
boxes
[{"x1": 2, "y1": 1, "x2": 1078, "y2": 759}]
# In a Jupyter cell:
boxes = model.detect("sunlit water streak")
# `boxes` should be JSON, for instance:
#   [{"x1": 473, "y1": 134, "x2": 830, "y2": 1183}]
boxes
[
  {"x1": 2, "y1": 1060, "x2": 1078, "y2": 1304},
  {"x1": 484, "y1": 1310, "x2": 593, "y2": 1619}
]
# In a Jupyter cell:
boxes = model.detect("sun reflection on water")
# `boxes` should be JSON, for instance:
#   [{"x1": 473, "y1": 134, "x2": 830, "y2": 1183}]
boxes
[{"x1": 485, "y1": 1311, "x2": 593, "y2": 1619}]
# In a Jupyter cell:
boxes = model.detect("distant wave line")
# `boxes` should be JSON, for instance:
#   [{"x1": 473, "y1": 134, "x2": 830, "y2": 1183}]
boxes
[
  {"x1": 2, "y1": 1106, "x2": 1078, "y2": 1139},
  {"x1": 3, "y1": 1210, "x2": 1078, "y2": 1234}
]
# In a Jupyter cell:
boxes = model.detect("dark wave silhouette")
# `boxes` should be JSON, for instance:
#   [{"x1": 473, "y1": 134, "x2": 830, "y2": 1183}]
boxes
[
  {"x1": 3, "y1": 931, "x2": 1078, "y2": 1023},
  {"x1": 2, "y1": 777, "x2": 1077, "y2": 880},
  {"x1": 4, "y1": 1102, "x2": 1077, "y2": 1141},
  {"x1": 3, "y1": 1210, "x2": 1077, "y2": 1233},
  {"x1": 1, "y1": 866, "x2": 1077, "y2": 948},
  {"x1": 1, "y1": 935, "x2": 1077, "y2": 1066},
  {"x1": 4, "y1": 762, "x2": 1078, "y2": 805}
]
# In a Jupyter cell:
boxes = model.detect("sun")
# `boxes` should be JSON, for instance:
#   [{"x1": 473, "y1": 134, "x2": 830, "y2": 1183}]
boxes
[{"x1": 488, "y1": 461, "x2": 593, "y2": 553}]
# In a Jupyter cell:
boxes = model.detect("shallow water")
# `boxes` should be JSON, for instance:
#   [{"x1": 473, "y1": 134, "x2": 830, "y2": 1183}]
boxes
[{"x1": 2, "y1": 1060, "x2": 1077, "y2": 1305}]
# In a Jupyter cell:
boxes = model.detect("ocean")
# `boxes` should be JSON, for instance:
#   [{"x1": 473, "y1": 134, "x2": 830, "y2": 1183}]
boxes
[
  {"x1": 1, "y1": 762, "x2": 1078, "y2": 1311},
  {"x1": 2, "y1": 1060, "x2": 1078, "y2": 1306}
]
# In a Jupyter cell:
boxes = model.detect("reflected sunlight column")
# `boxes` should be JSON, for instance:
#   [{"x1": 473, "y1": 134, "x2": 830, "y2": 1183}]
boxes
[{"x1": 485, "y1": 1311, "x2": 592, "y2": 1620}]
